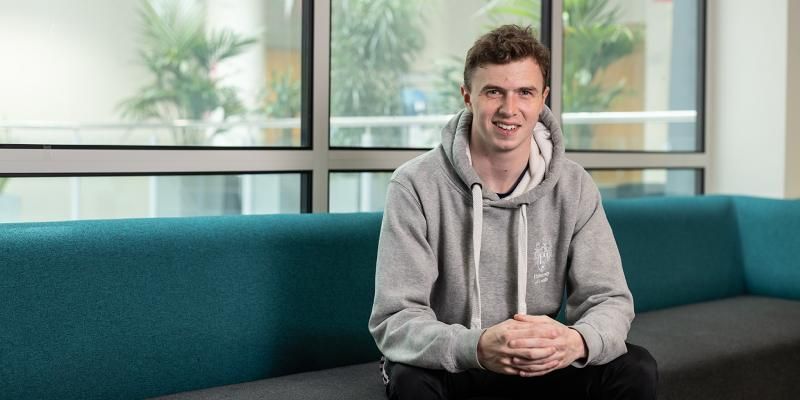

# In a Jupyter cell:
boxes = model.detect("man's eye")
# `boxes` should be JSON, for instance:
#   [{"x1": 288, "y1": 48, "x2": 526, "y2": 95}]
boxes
[
  {"x1": 520, "y1": 90, "x2": 533, "y2": 96},
  {"x1": 486, "y1": 89, "x2": 500, "y2": 96}
]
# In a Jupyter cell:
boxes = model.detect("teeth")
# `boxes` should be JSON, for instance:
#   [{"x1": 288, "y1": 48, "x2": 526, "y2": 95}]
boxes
[{"x1": 495, "y1": 122, "x2": 516, "y2": 131}]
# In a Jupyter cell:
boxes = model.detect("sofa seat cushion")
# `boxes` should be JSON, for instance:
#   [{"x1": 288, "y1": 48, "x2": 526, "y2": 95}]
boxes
[
  {"x1": 628, "y1": 295, "x2": 800, "y2": 400},
  {"x1": 151, "y1": 362, "x2": 384, "y2": 400},
  {"x1": 156, "y1": 296, "x2": 800, "y2": 400}
]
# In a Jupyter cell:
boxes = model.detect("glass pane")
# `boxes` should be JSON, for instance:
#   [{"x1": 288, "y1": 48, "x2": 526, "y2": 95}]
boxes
[
  {"x1": 561, "y1": 0, "x2": 700, "y2": 151},
  {"x1": 329, "y1": 0, "x2": 542, "y2": 148},
  {"x1": 329, "y1": 172, "x2": 392, "y2": 213},
  {"x1": 0, "y1": 173, "x2": 304, "y2": 223},
  {"x1": 0, "y1": 0, "x2": 303, "y2": 147},
  {"x1": 589, "y1": 169, "x2": 700, "y2": 199},
  {"x1": 326, "y1": 168, "x2": 699, "y2": 212}
]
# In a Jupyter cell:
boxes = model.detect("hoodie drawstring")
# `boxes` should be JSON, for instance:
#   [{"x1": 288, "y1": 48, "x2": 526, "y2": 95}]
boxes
[
  {"x1": 470, "y1": 184, "x2": 530, "y2": 329},
  {"x1": 470, "y1": 184, "x2": 483, "y2": 330},
  {"x1": 517, "y1": 204, "x2": 528, "y2": 315}
]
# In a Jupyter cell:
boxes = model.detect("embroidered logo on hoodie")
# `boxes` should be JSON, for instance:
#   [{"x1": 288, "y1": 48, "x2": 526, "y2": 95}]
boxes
[{"x1": 533, "y1": 241, "x2": 552, "y2": 284}]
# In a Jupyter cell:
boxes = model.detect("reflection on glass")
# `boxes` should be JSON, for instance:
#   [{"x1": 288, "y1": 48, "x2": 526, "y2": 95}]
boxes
[
  {"x1": 329, "y1": 172, "x2": 393, "y2": 213},
  {"x1": 589, "y1": 169, "x2": 699, "y2": 199},
  {"x1": 0, "y1": 173, "x2": 304, "y2": 223},
  {"x1": 329, "y1": 0, "x2": 542, "y2": 148},
  {"x1": 0, "y1": 0, "x2": 303, "y2": 147},
  {"x1": 561, "y1": 0, "x2": 699, "y2": 151}
]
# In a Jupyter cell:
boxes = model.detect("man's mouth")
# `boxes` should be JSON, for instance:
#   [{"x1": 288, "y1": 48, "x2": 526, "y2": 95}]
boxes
[{"x1": 493, "y1": 121, "x2": 520, "y2": 133}]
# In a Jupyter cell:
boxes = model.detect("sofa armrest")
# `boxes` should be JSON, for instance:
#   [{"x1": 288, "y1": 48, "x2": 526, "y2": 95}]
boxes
[{"x1": 734, "y1": 196, "x2": 800, "y2": 300}]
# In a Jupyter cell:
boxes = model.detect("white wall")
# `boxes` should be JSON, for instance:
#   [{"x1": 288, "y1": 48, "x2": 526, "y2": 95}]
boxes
[
  {"x1": 707, "y1": 0, "x2": 798, "y2": 198},
  {"x1": 785, "y1": 0, "x2": 800, "y2": 198},
  {"x1": 0, "y1": 1, "x2": 150, "y2": 222},
  {"x1": 0, "y1": 0, "x2": 144, "y2": 122},
  {"x1": 207, "y1": 0, "x2": 265, "y2": 111}
]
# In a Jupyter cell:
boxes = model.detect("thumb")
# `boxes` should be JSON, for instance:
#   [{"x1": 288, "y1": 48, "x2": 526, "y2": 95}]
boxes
[{"x1": 514, "y1": 314, "x2": 550, "y2": 323}]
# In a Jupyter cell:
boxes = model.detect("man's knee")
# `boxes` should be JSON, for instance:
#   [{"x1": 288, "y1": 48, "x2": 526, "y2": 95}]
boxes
[
  {"x1": 388, "y1": 362, "x2": 431, "y2": 388},
  {"x1": 623, "y1": 343, "x2": 658, "y2": 385},
  {"x1": 386, "y1": 362, "x2": 446, "y2": 400},
  {"x1": 608, "y1": 343, "x2": 658, "y2": 397}
]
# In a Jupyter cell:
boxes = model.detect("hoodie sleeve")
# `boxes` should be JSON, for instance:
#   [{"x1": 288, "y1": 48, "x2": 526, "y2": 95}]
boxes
[
  {"x1": 566, "y1": 172, "x2": 634, "y2": 367},
  {"x1": 368, "y1": 180, "x2": 484, "y2": 372}
]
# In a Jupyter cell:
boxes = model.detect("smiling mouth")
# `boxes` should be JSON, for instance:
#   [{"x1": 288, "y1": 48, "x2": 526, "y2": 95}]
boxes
[{"x1": 493, "y1": 121, "x2": 520, "y2": 133}]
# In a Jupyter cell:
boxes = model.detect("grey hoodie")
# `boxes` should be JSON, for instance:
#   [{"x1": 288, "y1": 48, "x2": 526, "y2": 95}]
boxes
[{"x1": 368, "y1": 106, "x2": 633, "y2": 372}]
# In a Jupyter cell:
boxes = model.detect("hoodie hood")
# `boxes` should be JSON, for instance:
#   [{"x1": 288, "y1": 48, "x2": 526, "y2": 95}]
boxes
[{"x1": 441, "y1": 105, "x2": 566, "y2": 208}]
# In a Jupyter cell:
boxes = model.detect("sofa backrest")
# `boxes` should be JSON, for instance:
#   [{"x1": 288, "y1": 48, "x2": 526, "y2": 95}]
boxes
[
  {"x1": 4, "y1": 195, "x2": 794, "y2": 399},
  {"x1": 604, "y1": 196, "x2": 746, "y2": 313},
  {"x1": 0, "y1": 213, "x2": 383, "y2": 400},
  {"x1": 733, "y1": 196, "x2": 800, "y2": 300}
]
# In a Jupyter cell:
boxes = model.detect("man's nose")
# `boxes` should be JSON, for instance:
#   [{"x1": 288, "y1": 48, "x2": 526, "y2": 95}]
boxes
[{"x1": 499, "y1": 94, "x2": 518, "y2": 116}]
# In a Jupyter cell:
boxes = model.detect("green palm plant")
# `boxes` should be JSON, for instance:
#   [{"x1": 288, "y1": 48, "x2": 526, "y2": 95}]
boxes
[
  {"x1": 562, "y1": 0, "x2": 641, "y2": 147},
  {"x1": 261, "y1": 67, "x2": 302, "y2": 145},
  {"x1": 330, "y1": 0, "x2": 426, "y2": 146},
  {"x1": 562, "y1": 0, "x2": 639, "y2": 112},
  {"x1": 429, "y1": 0, "x2": 542, "y2": 114},
  {"x1": 263, "y1": 68, "x2": 301, "y2": 119},
  {"x1": 480, "y1": 0, "x2": 541, "y2": 26},
  {"x1": 118, "y1": 0, "x2": 257, "y2": 144},
  {"x1": 429, "y1": 55, "x2": 466, "y2": 114}
]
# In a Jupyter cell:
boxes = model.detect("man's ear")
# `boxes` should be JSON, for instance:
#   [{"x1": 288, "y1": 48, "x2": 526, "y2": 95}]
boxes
[
  {"x1": 543, "y1": 86, "x2": 550, "y2": 103},
  {"x1": 461, "y1": 85, "x2": 472, "y2": 111}
]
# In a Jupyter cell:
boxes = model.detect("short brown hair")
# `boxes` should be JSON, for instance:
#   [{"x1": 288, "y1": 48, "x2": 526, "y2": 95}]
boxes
[{"x1": 463, "y1": 25, "x2": 550, "y2": 91}]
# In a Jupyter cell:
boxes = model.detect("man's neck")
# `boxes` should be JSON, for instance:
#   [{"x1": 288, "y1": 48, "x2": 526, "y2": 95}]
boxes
[{"x1": 470, "y1": 137, "x2": 530, "y2": 195}]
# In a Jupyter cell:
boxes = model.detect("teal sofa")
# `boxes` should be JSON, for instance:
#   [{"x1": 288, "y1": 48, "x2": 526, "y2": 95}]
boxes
[{"x1": 1, "y1": 196, "x2": 799, "y2": 399}]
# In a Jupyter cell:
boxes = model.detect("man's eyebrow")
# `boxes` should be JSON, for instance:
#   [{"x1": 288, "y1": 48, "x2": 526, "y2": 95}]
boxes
[
  {"x1": 480, "y1": 84, "x2": 506, "y2": 92},
  {"x1": 480, "y1": 84, "x2": 540, "y2": 93},
  {"x1": 517, "y1": 86, "x2": 540, "y2": 93}
]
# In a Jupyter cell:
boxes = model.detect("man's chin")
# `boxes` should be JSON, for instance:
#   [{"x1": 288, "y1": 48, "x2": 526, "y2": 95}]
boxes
[{"x1": 490, "y1": 141, "x2": 526, "y2": 154}]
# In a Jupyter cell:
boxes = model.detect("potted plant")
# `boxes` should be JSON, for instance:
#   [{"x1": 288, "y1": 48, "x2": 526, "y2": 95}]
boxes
[
  {"x1": 118, "y1": 0, "x2": 257, "y2": 145},
  {"x1": 118, "y1": 0, "x2": 258, "y2": 216}
]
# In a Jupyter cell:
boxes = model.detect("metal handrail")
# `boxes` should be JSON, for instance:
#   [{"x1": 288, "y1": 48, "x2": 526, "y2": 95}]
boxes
[{"x1": 0, "y1": 110, "x2": 697, "y2": 131}]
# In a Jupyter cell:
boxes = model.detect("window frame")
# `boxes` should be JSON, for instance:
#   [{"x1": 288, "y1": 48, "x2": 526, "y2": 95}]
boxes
[
  {"x1": 0, "y1": 0, "x2": 707, "y2": 218},
  {"x1": 586, "y1": 167, "x2": 705, "y2": 198}
]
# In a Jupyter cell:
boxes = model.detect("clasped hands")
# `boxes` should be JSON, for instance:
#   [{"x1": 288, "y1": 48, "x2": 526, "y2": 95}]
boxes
[{"x1": 477, "y1": 314, "x2": 587, "y2": 377}]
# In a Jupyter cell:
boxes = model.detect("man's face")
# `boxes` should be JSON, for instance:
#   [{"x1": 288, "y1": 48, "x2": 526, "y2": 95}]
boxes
[{"x1": 461, "y1": 58, "x2": 550, "y2": 156}]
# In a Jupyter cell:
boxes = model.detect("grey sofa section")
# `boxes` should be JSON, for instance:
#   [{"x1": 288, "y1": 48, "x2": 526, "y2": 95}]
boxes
[
  {"x1": 627, "y1": 296, "x2": 800, "y2": 400},
  {"x1": 152, "y1": 363, "x2": 384, "y2": 400},
  {"x1": 155, "y1": 296, "x2": 800, "y2": 400}
]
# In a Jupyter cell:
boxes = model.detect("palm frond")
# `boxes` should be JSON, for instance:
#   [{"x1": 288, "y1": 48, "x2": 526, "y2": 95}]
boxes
[{"x1": 118, "y1": 0, "x2": 257, "y2": 130}]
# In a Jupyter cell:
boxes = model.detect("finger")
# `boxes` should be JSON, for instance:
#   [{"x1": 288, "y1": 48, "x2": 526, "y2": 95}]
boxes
[
  {"x1": 514, "y1": 359, "x2": 560, "y2": 374},
  {"x1": 504, "y1": 326, "x2": 560, "y2": 341},
  {"x1": 511, "y1": 350, "x2": 564, "y2": 367},
  {"x1": 498, "y1": 357, "x2": 515, "y2": 367},
  {"x1": 502, "y1": 366, "x2": 524, "y2": 376},
  {"x1": 511, "y1": 345, "x2": 566, "y2": 365},
  {"x1": 519, "y1": 364, "x2": 559, "y2": 378},
  {"x1": 513, "y1": 314, "x2": 555, "y2": 324},
  {"x1": 490, "y1": 358, "x2": 525, "y2": 375},
  {"x1": 511, "y1": 357, "x2": 551, "y2": 367},
  {"x1": 506, "y1": 346, "x2": 557, "y2": 362},
  {"x1": 510, "y1": 357, "x2": 558, "y2": 367},
  {"x1": 503, "y1": 319, "x2": 537, "y2": 330},
  {"x1": 508, "y1": 337, "x2": 551, "y2": 349}
]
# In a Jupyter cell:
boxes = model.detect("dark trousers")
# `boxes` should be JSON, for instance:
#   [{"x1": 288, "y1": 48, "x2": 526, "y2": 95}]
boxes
[{"x1": 384, "y1": 343, "x2": 657, "y2": 400}]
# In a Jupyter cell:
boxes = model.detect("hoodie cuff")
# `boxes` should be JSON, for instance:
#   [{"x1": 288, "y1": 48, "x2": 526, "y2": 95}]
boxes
[
  {"x1": 453, "y1": 328, "x2": 484, "y2": 371},
  {"x1": 569, "y1": 323, "x2": 603, "y2": 368}
]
